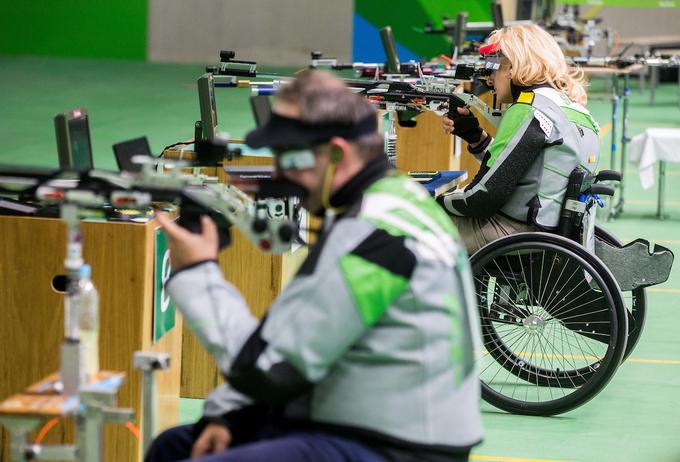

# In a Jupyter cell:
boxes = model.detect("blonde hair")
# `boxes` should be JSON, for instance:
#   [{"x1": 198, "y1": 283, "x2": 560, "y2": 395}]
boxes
[{"x1": 488, "y1": 25, "x2": 588, "y2": 105}]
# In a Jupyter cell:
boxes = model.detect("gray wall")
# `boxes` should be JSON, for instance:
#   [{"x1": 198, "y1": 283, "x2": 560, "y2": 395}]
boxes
[
  {"x1": 148, "y1": 0, "x2": 354, "y2": 66},
  {"x1": 599, "y1": 6, "x2": 680, "y2": 43}
]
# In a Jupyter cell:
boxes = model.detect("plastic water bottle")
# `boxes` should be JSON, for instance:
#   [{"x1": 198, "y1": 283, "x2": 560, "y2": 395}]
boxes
[{"x1": 78, "y1": 264, "x2": 100, "y2": 380}]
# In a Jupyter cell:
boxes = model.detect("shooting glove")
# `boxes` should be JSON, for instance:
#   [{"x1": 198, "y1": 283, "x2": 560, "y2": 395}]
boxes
[{"x1": 448, "y1": 111, "x2": 483, "y2": 145}]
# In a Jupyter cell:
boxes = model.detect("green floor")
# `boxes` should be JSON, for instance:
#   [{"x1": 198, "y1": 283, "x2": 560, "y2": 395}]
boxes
[{"x1": 2, "y1": 55, "x2": 679, "y2": 462}]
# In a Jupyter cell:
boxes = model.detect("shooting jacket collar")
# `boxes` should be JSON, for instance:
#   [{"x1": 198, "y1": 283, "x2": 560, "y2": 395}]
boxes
[
  {"x1": 326, "y1": 155, "x2": 389, "y2": 215},
  {"x1": 511, "y1": 82, "x2": 552, "y2": 102}
]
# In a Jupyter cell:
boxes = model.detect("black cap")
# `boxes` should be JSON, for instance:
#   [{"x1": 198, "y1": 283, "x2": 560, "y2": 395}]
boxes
[{"x1": 245, "y1": 112, "x2": 378, "y2": 151}]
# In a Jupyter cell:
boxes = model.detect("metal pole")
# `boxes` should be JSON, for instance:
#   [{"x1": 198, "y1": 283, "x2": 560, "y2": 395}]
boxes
[
  {"x1": 607, "y1": 74, "x2": 620, "y2": 220},
  {"x1": 650, "y1": 65, "x2": 658, "y2": 106},
  {"x1": 658, "y1": 160, "x2": 667, "y2": 219},
  {"x1": 613, "y1": 72, "x2": 631, "y2": 218},
  {"x1": 610, "y1": 74, "x2": 619, "y2": 170},
  {"x1": 134, "y1": 352, "x2": 170, "y2": 457},
  {"x1": 677, "y1": 65, "x2": 680, "y2": 110},
  {"x1": 141, "y1": 369, "x2": 156, "y2": 456},
  {"x1": 76, "y1": 405, "x2": 104, "y2": 462},
  {"x1": 639, "y1": 67, "x2": 645, "y2": 93},
  {"x1": 10, "y1": 429, "x2": 29, "y2": 461}
]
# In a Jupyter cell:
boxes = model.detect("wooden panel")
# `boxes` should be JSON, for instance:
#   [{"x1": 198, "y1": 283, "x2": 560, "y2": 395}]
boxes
[
  {"x1": 0, "y1": 216, "x2": 182, "y2": 462},
  {"x1": 395, "y1": 111, "x2": 457, "y2": 173}
]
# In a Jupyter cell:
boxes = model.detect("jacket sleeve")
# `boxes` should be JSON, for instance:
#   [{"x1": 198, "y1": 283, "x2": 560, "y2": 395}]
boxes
[
  {"x1": 166, "y1": 261, "x2": 259, "y2": 374},
  {"x1": 438, "y1": 102, "x2": 546, "y2": 218}
]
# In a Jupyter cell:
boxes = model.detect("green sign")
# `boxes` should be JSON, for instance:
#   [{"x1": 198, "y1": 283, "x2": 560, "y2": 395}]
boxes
[{"x1": 154, "y1": 228, "x2": 176, "y2": 342}]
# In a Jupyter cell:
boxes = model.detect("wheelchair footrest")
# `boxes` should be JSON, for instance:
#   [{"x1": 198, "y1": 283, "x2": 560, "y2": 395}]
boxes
[{"x1": 595, "y1": 238, "x2": 674, "y2": 291}]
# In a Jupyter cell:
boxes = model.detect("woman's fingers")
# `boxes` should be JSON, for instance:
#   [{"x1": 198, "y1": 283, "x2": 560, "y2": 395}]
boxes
[
  {"x1": 456, "y1": 106, "x2": 471, "y2": 116},
  {"x1": 442, "y1": 116, "x2": 455, "y2": 134}
]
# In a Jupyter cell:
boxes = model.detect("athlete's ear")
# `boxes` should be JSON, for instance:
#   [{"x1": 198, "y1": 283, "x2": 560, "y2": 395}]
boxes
[{"x1": 327, "y1": 137, "x2": 350, "y2": 164}]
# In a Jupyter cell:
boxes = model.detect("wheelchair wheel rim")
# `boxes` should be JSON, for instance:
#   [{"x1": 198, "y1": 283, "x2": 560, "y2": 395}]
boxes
[{"x1": 472, "y1": 236, "x2": 626, "y2": 415}]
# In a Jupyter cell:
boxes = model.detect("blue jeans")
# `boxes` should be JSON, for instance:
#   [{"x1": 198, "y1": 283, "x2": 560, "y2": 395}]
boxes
[{"x1": 145, "y1": 424, "x2": 386, "y2": 462}]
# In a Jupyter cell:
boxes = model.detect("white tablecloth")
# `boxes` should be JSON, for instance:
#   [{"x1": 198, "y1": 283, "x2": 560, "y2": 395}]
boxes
[{"x1": 628, "y1": 128, "x2": 680, "y2": 189}]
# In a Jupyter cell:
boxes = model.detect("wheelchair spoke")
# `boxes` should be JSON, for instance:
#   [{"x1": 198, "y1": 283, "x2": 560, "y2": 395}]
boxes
[
  {"x1": 538, "y1": 251, "x2": 560, "y2": 308},
  {"x1": 549, "y1": 306, "x2": 608, "y2": 323},
  {"x1": 542, "y1": 267, "x2": 591, "y2": 317},
  {"x1": 539, "y1": 252, "x2": 572, "y2": 313},
  {"x1": 509, "y1": 333, "x2": 536, "y2": 399},
  {"x1": 479, "y1": 329, "x2": 529, "y2": 376},
  {"x1": 534, "y1": 333, "x2": 554, "y2": 400},
  {"x1": 545, "y1": 279, "x2": 601, "y2": 320},
  {"x1": 497, "y1": 329, "x2": 535, "y2": 395},
  {"x1": 482, "y1": 331, "x2": 530, "y2": 387}
]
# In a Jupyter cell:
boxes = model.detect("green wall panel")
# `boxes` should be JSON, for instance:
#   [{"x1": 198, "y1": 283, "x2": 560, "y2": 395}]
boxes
[
  {"x1": 355, "y1": 0, "x2": 492, "y2": 59},
  {"x1": 0, "y1": 0, "x2": 147, "y2": 59}
]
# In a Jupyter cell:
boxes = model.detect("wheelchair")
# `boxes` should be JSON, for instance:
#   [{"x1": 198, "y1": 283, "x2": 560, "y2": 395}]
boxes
[{"x1": 469, "y1": 169, "x2": 674, "y2": 416}]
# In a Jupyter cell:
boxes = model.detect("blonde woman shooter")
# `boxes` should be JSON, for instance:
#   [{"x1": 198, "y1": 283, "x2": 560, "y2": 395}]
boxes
[{"x1": 439, "y1": 24, "x2": 599, "y2": 254}]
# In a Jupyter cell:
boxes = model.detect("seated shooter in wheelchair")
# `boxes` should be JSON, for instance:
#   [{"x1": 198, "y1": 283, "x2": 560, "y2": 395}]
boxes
[
  {"x1": 438, "y1": 25, "x2": 674, "y2": 415},
  {"x1": 470, "y1": 168, "x2": 673, "y2": 415}
]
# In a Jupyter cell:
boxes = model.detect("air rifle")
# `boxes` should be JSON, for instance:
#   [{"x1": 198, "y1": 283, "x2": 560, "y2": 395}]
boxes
[
  {"x1": 0, "y1": 154, "x2": 300, "y2": 255},
  {"x1": 569, "y1": 54, "x2": 680, "y2": 69},
  {"x1": 206, "y1": 51, "x2": 501, "y2": 128}
]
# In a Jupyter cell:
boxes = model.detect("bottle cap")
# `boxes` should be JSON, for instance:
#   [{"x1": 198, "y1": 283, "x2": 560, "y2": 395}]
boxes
[{"x1": 80, "y1": 264, "x2": 92, "y2": 279}]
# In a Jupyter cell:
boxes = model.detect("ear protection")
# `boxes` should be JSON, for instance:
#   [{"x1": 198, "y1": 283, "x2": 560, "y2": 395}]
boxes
[{"x1": 330, "y1": 147, "x2": 342, "y2": 164}]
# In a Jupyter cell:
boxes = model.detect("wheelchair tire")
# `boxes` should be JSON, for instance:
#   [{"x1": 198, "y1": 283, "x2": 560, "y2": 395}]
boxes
[
  {"x1": 595, "y1": 225, "x2": 647, "y2": 361},
  {"x1": 472, "y1": 233, "x2": 628, "y2": 416}
]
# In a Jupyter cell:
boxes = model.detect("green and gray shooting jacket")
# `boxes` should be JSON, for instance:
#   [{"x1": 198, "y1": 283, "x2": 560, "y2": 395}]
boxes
[
  {"x1": 167, "y1": 157, "x2": 483, "y2": 461},
  {"x1": 439, "y1": 85, "x2": 600, "y2": 230}
]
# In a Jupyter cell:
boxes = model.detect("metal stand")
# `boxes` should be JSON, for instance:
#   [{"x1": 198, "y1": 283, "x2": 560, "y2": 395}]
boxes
[
  {"x1": 78, "y1": 384, "x2": 134, "y2": 462},
  {"x1": 677, "y1": 67, "x2": 680, "y2": 110},
  {"x1": 134, "y1": 352, "x2": 171, "y2": 456},
  {"x1": 657, "y1": 160, "x2": 667, "y2": 219},
  {"x1": 605, "y1": 74, "x2": 620, "y2": 220},
  {"x1": 0, "y1": 384, "x2": 132, "y2": 462},
  {"x1": 650, "y1": 65, "x2": 658, "y2": 106},
  {"x1": 609, "y1": 73, "x2": 631, "y2": 220}
]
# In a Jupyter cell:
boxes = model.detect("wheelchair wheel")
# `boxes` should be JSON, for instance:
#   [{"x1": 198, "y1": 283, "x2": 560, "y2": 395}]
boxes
[
  {"x1": 472, "y1": 233, "x2": 628, "y2": 416},
  {"x1": 595, "y1": 225, "x2": 647, "y2": 360}
]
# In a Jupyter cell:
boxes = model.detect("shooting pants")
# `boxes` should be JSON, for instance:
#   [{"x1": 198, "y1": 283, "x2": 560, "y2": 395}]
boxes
[
  {"x1": 452, "y1": 213, "x2": 538, "y2": 255},
  {"x1": 144, "y1": 424, "x2": 386, "y2": 462}
]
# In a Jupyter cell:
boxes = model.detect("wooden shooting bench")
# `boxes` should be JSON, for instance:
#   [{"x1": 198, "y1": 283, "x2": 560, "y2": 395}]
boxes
[
  {"x1": 0, "y1": 217, "x2": 182, "y2": 462},
  {"x1": 394, "y1": 89, "x2": 496, "y2": 187}
]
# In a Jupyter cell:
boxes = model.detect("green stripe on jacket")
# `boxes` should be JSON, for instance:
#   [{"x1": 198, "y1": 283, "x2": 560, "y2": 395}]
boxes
[
  {"x1": 487, "y1": 102, "x2": 535, "y2": 168},
  {"x1": 340, "y1": 253, "x2": 409, "y2": 326}
]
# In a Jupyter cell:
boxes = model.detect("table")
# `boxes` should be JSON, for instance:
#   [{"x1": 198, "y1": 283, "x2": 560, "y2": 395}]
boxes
[{"x1": 627, "y1": 128, "x2": 680, "y2": 219}]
